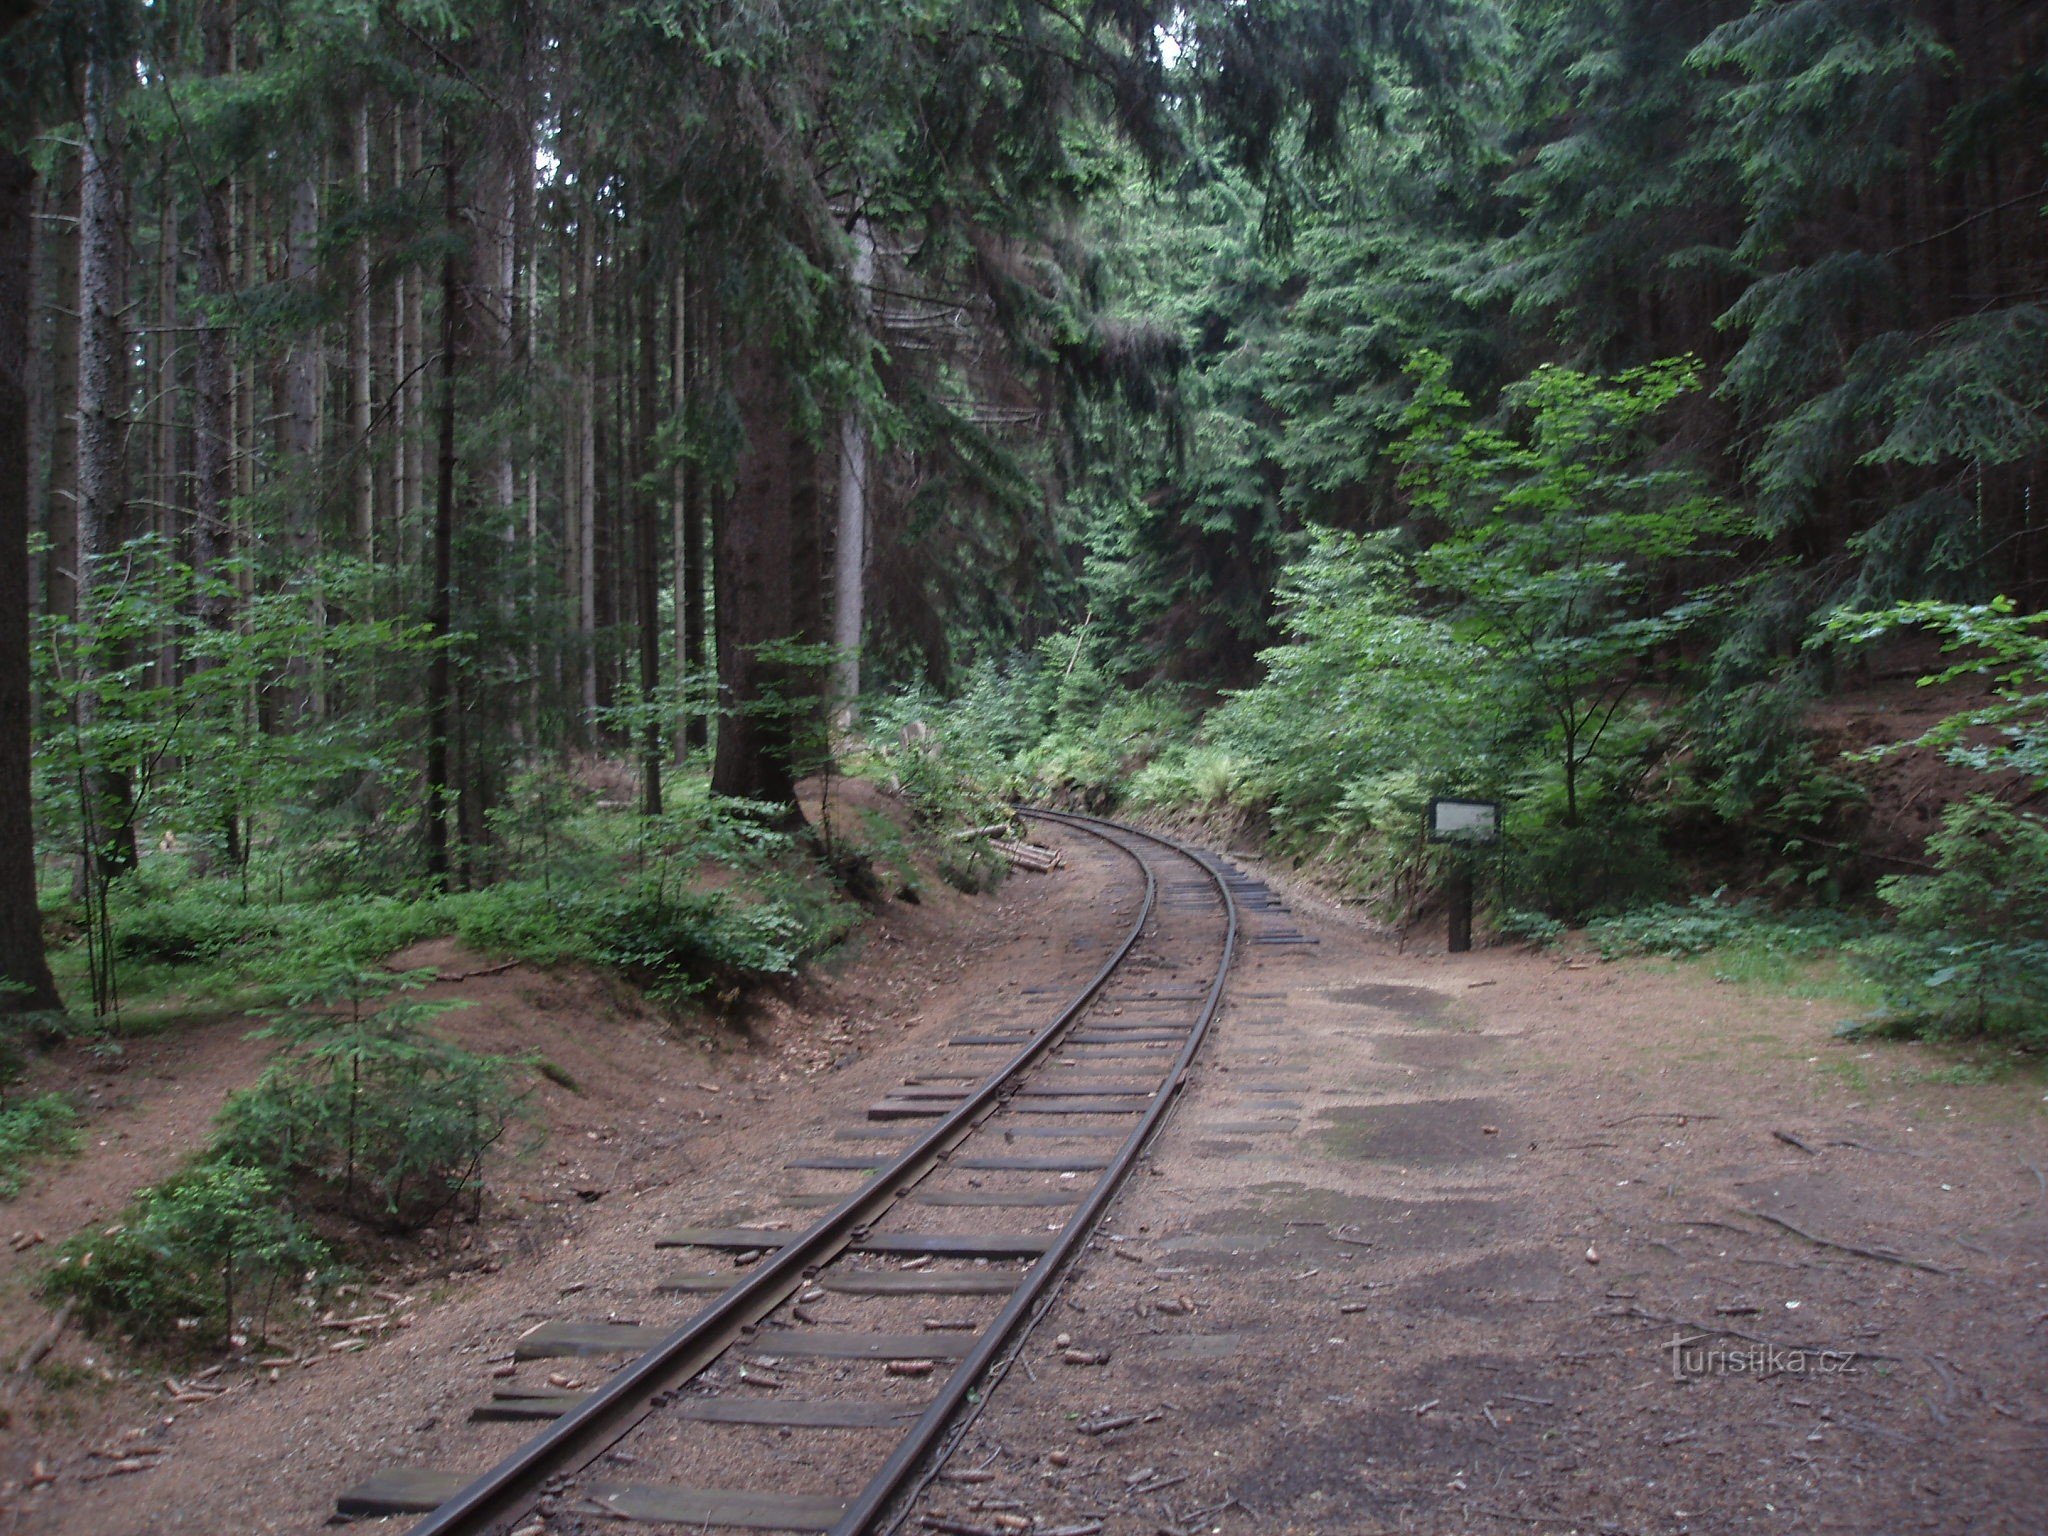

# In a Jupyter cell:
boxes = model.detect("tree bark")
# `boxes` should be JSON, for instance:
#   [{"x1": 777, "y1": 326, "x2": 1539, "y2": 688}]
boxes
[
  {"x1": 75, "y1": 54, "x2": 137, "y2": 878},
  {"x1": 151, "y1": 163, "x2": 178, "y2": 695},
  {"x1": 635, "y1": 233, "x2": 662, "y2": 814},
  {"x1": 575, "y1": 203, "x2": 598, "y2": 720},
  {"x1": 669, "y1": 267, "x2": 688, "y2": 761},
  {"x1": 681, "y1": 269, "x2": 709, "y2": 749},
  {"x1": 830, "y1": 218, "x2": 874, "y2": 729},
  {"x1": 283, "y1": 169, "x2": 323, "y2": 717},
  {"x1": 423, "y1": 163, "x2": 462, "y2": 889},
  {"x1": 43, "y1": 148, "x2": 77, "y2": 629},
  {"x1": 709, "y1": 336, "x2": 809, "y2": 817},
  {"x1": 350, "y1": 100, "x2": 374, "y2": 554},
  {"x1": 0, "y1": 143, "x2": 63, "y2": 1013}
]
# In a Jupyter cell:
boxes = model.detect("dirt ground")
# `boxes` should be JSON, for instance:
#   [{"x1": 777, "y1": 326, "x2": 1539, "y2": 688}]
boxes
[
  {"x1": 1, "y1": 818, "x2": 2043, "y2": 1536},
  {"x1": 903, "y1": 842, "x2": 2048, "y2": 1536}
]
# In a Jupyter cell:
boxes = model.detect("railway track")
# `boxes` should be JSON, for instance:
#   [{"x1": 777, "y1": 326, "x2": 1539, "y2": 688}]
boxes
[{"x1": 335, "y1": 809, "x2": 1266, "y2": 1536}]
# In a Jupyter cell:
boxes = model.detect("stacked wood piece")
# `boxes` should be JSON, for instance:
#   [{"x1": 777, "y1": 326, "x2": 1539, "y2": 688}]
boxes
[{"x1": 991, "y1": 839, "x2": 1063, "y2": 872}]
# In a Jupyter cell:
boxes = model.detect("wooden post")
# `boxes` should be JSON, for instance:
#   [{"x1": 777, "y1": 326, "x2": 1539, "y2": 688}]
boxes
[{"x1": 1447, "y1": 864, "x2": 1472, "y2": 954}]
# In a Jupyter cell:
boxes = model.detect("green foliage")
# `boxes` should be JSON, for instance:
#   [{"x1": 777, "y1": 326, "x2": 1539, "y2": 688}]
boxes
[
  {"x1": 1398, "y1": 352, "x2": 1747, "y2": 826},
  {"x1": 1586, "y1": 893, "x2": 1859, "y2": 961},
  {"x1": 572, "y1": 885, "x2": 804, "y2": 1002},
  {"x1": 0, "y1": 1093, "x2": 80, "y2": 1198},
  {"x1": 111, "y1": 885, "x2": 280, "y2": 965},
  {"x1": 1510, "y1": 809, "x2": 1673, "y2": 924},
  {"x1": 1825, "y1": 598, "x2": 2048, "y2": 788},
  {"x1": 220, "y1": 974, "x2": 525, "y2": 1231},
  {"x1": 43, "y1": 1160, "x2": 330, "y2": 1348},
  {"x1": 41, "y1": 772, "x2": 856, "y2": 1028},
  {"x1": 862, "y1": 685, "x2": 1016, "y2": 829},
  {"x1": 1494, "y1": 909, "x2": 1565, "y2": 947},
  {"x1": 1849, "y1": 797, "x2": 2048, "y2": 1047},
  {"x1": 1126, "y1": 745, "x2": 1246, "y2": 812}
]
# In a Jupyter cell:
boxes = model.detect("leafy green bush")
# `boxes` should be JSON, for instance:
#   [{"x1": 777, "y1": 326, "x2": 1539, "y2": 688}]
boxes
[
  {"x1": 43, "y1": 1159, "x2": 330, "y2": 1346},
  {"x1": 1509, "y1": 807, "x2": 1673, "y2": 923},
  {"x1": 220, "y1": 984, "x2": 527, "y2": 1231},
  {"x1": 450, "y1": 883, "x2": 591, "y2": 968},
  {"x1": 111, "y1": 887, "x2": 277, "y2": 963},
  {"x1": 273, "y1": 896, "x2": 451, "y2": 973},
  {"x1": 937, "y1": 840, "x2": 1009, "y2": 894},
  {"x1": 1495, "y1": 909, "x2": 1566, "y2": 946},
  {"x1": 1588, "y1": 894, "x2": 1764, "y2": 958},
  {"x1": 574, "y1": 884, "x2": 803, "y2": 1001},
  {"x1": 1127, "y1": 745, "x2": 1246, "y2": 811},
  {"x1": 1849, "y1": 797, "x2": 2048, "y2": 1046},
  {"x1": 1588, "y1": 893, "x2": 1863, "y2": 960},
  {"x1": 0, "y1": 1092, "x2": 79, "y2": 1197}
]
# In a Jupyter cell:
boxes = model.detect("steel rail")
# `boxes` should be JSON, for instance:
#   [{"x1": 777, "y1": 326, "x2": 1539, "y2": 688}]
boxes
[
  {"x1": 400, "y1": 824, "x2": 1159, "y2": 1536},
  {"x1": 829, "y1": 806, "x2": 1239, "y2": 1536}
]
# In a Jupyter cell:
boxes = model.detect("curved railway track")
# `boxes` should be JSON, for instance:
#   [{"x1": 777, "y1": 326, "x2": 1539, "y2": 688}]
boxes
[{"x1": 337, "y1": 809, "x2": 1258, "y2": 1536}]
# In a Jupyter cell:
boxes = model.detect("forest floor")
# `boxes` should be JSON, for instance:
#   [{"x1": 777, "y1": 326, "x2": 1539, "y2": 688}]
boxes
[{"x1": 1, "y1": 815, "x2": 2043, "y2": 1536}]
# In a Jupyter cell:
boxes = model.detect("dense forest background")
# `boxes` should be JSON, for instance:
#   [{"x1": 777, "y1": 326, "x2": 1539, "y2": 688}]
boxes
[{"x1": 1, "y1": 0, "x2": 2044, "y2": 1050}]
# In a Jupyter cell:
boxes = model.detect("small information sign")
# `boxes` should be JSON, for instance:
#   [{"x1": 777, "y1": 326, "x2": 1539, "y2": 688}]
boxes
[{"x1": 1427, "y1": 797, "x2": 1502, "y2": 845}]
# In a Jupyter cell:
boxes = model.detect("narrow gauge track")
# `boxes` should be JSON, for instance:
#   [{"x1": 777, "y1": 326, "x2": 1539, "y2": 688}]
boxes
[{"x1": 337, "y1": 810, "x2": 1246, "y2": 1536}]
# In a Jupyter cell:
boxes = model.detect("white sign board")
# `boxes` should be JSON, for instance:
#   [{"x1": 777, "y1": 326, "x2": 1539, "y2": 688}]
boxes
[{"x1": 1428, "y1": 797, "x2": 1501, "y2": 844}]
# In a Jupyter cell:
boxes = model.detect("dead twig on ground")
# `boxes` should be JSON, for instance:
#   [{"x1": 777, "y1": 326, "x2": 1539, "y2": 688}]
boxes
[
  {"x1": 1772, "y1": 1130, "x2": 1817, "y2": 1155},
  {"x1": 437, "y1": 958, "x2": 523, "y2": 983},
  {"x1": 1744, "y1": 1209, "x2": 1952, "y2": 1275},
  {"x1": 6, "y1": 1300, "x2": 75, "y2": 1400}
]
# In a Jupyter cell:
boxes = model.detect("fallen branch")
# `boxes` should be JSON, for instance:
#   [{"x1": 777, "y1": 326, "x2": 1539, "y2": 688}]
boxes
[
  {"x1": 1772, "y1": 1130, "x2": 1817, "y2": 1155},
  {"x1": 437, "y1": 958, "x2": 523, "y2": 983},
  {"x1": 5, "y1": 1300, "x2": 75, "y2": 1399},
  {"x1": 950, "y1": 823, "x2": 1012, "y2": 841},
  {"x1": 1744, "y1": 1209, "x2": 1952, "y2": 1275}
]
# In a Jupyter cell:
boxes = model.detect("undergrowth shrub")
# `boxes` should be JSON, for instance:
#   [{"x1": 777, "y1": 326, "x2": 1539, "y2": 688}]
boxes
[
  {"x1": 43, "y1": 1159, "x2": 330, "y2": 1347},
  {"x1": 862, "y1": 684, "x2": 1019, "y2": 828},
  {"x1": 111, "y1": 887, "x2": 278, "y2": 963},
  {"x1": 937, "y1": 840, "x2": 1009, "y2": 894},
  {"x1": 1510, "y1": 812, "x2": 1673, "y2": 923},
  {"x1": 219, "y1": 970, "x2": 528, "y2": 1231},
  {"x1": 1848, "y1": 797, "x2": 2048, "y2": 1046},
  {"x1": 1127, "y1": 746, "x2": 1246, "y2": 811},
  {"x1": 1495, "y1": 909, "x2": 1566, "y2": 946},
  {"x1": 0, "y1": 1092, "x2": 79, "y2": 1197},
  {"x1": 574, "y1": 885, "x2": 804, "y2": 1001},
  {"x1": 1586, "y1": 894, "x2": 1862, "y2": 960}
]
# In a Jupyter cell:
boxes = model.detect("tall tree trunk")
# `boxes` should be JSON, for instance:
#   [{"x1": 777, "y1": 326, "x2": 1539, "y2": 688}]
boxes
[
  {"x1": 829, "y1": 217, "x2": 874, "y2": 729},
  {"x1": 189, "y1": 0, "x2": 236, "y2": 875},
  {"x1": 75, "y1": 54, "x2": 137, "y2": 879},
  {"x1": 558, "y1": 220, "x2": 579, "y2": 731},
  {"x1": 25, "y1": 164, "x2": 53, "y2": 628},
  {"x1": 45, "y1": 150, "x2": 77, "y2": 629},
  {"x1": 283, "y1": 169, "x2": 323, "y2": 716},
  {"x1": 401, "y1": 106, "x2": 426, "y2": 573},
  {"x1": 423, "y1": 164, "x2": 462, "y2": 889},
  {"x1": 636, "y1": 234, "x2": 662, "y2": 814},
  {"x1": 152, "y1": 165, "x2": 178, "y2": 695},
  {"x1": 681, "y1": 270, "x2": 709, "y2": 750},
  {"x1": 668, "y1": 268, "x2": 691, "y2": 760},
  {"x1": 350, "y1": 101, "x2": 374, "y2": 554},
  {"x1": 0, "y1": 142, "x2": 63, "y2": 1013},
  {"x1": 576, "y1": 207, "x2": 598, "y2": 721},
  {"x1": 709, "y1": 336, "x2": 808, "y2": 817}
]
